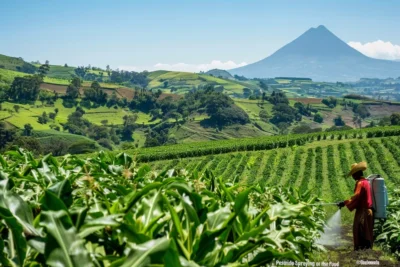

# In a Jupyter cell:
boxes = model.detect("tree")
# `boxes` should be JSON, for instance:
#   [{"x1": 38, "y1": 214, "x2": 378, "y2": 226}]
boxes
[
  {"x1": 7, "y1": 75, "x2": 42, "y2": 102},
  {"x1": 13, "y1": 105, "x2": 20, "y2": 113},
  {"x1": 38, "y1": 62, "x2": 50, "y2": 77},
  {"x1": 64, "y1": 63, "x2": 68, "y2": 67},
  {"x1": 121, "y1": 114, "x2": 138, "y2": 141},
  {"x1": 354, "y1": 104, "x2": 370, "y2": 119},
  {"x1": 242, "y1": 88, "x2": 252, "y2": 98},
  {"x1": 0, "y1": 122, "x2": 16, "y2": 149},
  {"x1": 390, "y1": 113, "x2": 400, "y2": 125},
  {"x1": 74, "y1": 66, "x2": 87, "y2": 78},
  {"x1": 66, "y1": 77, "x2": 81, "y2": 99},
  {"x1": 9, "y1": 136, "x2": 42, "y2": 155},
  {"x1": 38, "y1": 112, "x2": 49, "y2": 124},
  {"x1": 353, "y1": 115, "x2": 362, "y2": 129},
  {"x1": 333, "y1": 115, "x2": 345, "y2": 126},
  {"x1": 270, "y1": 103, "x2": 300, "y2": 125},
  {"x1": 163, "y1": 81, "x2": 168, "y2": 88},
  {"x1": 267, "y1": 91, "x2": 289, "y2": 105},
  {"x1": 277, "y1": 122, "x2": 290, "y2": 135},
  {"x1": 38, "y1": 90, "x2": 53, "y2": 106},
  {"x1": 313, "y1": 113, "x2": 324, "y2": 123},
  {"x1": 54, "y1": 108, "x2": 59, "y2": 115},
  {"x1": 322, "y1": 97, "x2": 337, "y2": 108},
  {"x1": 83, "y1": 81, "x2": 107, "y2": 105},
  {"x1": 259, "y1": 110, "x2": 269, "y2": 122},
  {"x1": 23, "y1": 123, "x2": 33, "y2": 136}
]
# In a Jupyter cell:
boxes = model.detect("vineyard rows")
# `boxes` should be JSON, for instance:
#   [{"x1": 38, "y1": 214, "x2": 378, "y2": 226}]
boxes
[{"x1": 146, "y1": 137, "x2": 400, "y2": 203}]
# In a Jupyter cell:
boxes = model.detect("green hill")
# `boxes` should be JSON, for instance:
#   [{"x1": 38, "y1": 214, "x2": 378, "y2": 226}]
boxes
[
  {"x1": 205, "y1": 69, "x2": 233, "y2": 79},
  {"x1": 0, "y1": 54, "x2": 37, "y2": 74},
  {"x1": 147, "y1": 70, "x2": 259, "y2": 95}
]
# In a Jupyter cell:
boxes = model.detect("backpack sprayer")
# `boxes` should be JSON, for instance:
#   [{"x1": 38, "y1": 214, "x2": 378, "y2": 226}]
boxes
[
  {"x1": 367, "y1": 174, "x2": 389, "y2": 219},
  {"x1": 307, "y1": 174, "x2": 389, "y2": 219}
]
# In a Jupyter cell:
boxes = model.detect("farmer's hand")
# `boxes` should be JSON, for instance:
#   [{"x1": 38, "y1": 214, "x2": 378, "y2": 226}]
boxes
[
  {"x1": 367, "y1": 209, "x2": 373, "y2": 216},
  {"x1": 337, "y1": 201, "x2": 345, "y2": 209}
]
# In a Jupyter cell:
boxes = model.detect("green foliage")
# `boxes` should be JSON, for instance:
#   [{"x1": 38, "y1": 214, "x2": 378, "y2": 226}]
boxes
[
  {"x1": 313, "y1": 113, "x2": 323, "y2": 123},
  {"x1": 390, "y1": 113, "x2": 400, "y2": 125},
  {"x1": 0, "y1": 149, "x2": 327, "y2": 266},
  {"x1": 6, "y1": 75, "x2": 42, "y2": 102},
  {"x1": 375, "y1": 188, "x2": 400, "y2": 259},
  {"x1": 333, "y1": 115, "x2": 345, "y2": 126},
  {"x1": 321, "y1": 97, "x2": 337, "y2": 108},
  {"x1": 83, "y1": 81, "x2": 108, "y2": 105},
  {"x1": 65, "y1": 77, "x2": 81, "y2": 99},
  {"x1": 132, "y1": 126, "x2": 400, "y2": 162},
  {"x1": 0, "y1": 54, "x2": 37, "y2": 74},
  {"x1": 0, "y1": 122, "x2": 16, "y2": 149}
]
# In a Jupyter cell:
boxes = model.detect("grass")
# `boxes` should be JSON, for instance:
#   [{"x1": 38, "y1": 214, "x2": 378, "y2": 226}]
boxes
[
  {"x1": 0, "y1": 68, "x2": 29, "y2": 84},
  {"x1": 0, "y1": 54, "x2": 35, "y2": 72},
  {"x1": 43, "y1": 65, "x2": 76, "y2": 79},
  {"x1": 146, "y1": 70, "x2": 258, "y2": 95},
  {"x1": 1, "y1": 99, "x2": 158, "y2": 132}
]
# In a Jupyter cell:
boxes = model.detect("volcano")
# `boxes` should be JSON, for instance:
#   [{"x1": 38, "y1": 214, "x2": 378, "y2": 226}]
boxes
[{"x1": 229, "y1": 25, "x2": 400, "y2": 82}]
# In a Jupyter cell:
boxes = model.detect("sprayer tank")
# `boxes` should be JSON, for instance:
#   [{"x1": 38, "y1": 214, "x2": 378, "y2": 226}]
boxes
[{"x1": 367, "y1": 175, "x2": 389, "y2": 219}]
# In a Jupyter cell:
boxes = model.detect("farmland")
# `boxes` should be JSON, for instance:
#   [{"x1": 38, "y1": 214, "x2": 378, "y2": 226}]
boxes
[
  {"x1": 1, "y1": 128, "x2": 400, "y2": 266},
  {"x1": 138, "y1": 132, "x2": 400, "y2": 207}
]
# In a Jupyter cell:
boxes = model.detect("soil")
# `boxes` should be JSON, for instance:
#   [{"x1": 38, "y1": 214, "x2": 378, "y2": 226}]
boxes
[
  {"x1": 367, "y1": 104, "x2": 400, "y2": 118},
  {"x1": 319, "y1": 225, "x2": 399, "y2": 267}
]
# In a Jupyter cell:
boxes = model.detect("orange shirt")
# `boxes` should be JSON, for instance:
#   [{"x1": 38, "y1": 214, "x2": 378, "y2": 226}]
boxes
[{"x1": 344, "y1": 178, "x2": 373, "y2": 211}]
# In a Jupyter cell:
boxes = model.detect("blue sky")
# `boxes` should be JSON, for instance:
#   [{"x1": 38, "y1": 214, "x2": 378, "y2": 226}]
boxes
[{"x1": 1, "y1": 0, "x2": 400, "y2": 72}]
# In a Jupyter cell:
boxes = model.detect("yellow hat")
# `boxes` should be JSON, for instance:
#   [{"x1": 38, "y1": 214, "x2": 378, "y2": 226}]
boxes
[{"x1": 348, "y1": 162, "x2": 367, "y2": 176}]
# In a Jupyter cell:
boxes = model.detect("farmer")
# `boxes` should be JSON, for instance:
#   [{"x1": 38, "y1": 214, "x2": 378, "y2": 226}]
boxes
[{"x1": 337, "y1": 162, "x2": 374, "y2": 250}]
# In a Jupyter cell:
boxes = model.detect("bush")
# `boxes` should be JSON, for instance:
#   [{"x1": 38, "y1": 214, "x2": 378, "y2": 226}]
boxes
[
  {"x1": 67, "y1": 140, "x2": 97, "y2": 154},
  {"x1": 313, "y1": 113, "x2": 324, "y2": 123},
  {"x1": 97, "y1": 138, "x2": 113, "y2": 150}
]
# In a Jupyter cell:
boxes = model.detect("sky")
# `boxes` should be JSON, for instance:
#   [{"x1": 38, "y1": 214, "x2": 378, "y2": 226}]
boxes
[{"x1": 1, "y1": 0, "x2": 400, "y2": 72}]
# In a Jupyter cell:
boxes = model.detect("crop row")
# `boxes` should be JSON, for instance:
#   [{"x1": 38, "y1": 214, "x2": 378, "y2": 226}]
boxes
[
  {"x1": 299, "y1": 148, "x2": 314, "y2": 192},
  {"x1": 368, "y1": 140, "x2": 397, "y2": 180},
  {"x1": 338, "y1": 143, "x2": 355, "y2": 191},
  {"x1": 314, "y1": 147, "x2": 323, "y2": 196},
  {"x1": 381, "y1": 138, "x2": 400, "y2": 168},
  {"x1": 148, "y1": 137, "x2": 400, "y2": 201},
  {"x1": 326, "y1": 145, "x2": 345, "y2": 201},
  {"x1": 287, "y1": 148, "x2": 305, "y2": 185},
  {"x1": 260, "y1": 150, "x2": 278, "y2": 187},
  {"x1": 245, "y1": 152, "x2": 264, "y2": 185},
  {"x1": 358, "y1": 141, "x2": 380, "y2": 175},
  {"x1": 134, "y1": 127, "x2": 400, "y2": 162}
]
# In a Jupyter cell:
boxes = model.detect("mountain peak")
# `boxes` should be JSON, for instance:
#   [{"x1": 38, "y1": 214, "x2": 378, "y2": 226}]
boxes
[
  {"x1": 315, "y1": 25, "x2": 327, "y2": 30},
  {"x1": 229, "y1": 25, "x2": 400, "y2": 82}
]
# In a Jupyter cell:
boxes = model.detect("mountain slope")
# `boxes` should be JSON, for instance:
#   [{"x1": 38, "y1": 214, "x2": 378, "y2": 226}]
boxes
[
  {"x1": 0, "y1": 54, "x2": 37, "y2": 74},
  {"x1": 229, "y1": 25, "x2": 400, "y2": 82}
]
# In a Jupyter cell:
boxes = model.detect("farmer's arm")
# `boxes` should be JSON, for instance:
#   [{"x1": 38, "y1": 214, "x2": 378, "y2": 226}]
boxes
[{"x1": 344, "y1": 182, "x2": 362, "y2": 211}]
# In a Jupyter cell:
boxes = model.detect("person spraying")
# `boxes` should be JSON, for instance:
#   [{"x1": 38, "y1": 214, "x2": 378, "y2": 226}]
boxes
[{"x1": 337, "y1": 162, "x2": 374, "y2": 251}]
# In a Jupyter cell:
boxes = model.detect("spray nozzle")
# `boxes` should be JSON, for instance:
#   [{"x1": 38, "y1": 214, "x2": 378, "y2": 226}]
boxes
[{"x1": 337, "y1": 201, "x2": 345, "y2": 209}]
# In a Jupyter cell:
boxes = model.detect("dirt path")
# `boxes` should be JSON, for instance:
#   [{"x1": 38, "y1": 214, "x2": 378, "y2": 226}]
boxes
[{"x1": 315, "y1": 225, "x2": 398, "y2": 267}]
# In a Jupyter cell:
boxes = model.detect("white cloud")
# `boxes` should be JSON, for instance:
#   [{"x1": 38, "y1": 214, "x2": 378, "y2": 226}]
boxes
[
  {"x1": 348, "y1": 40, "x2": 400, "y2": 60},
  {"x1": 119, "y1": 60, "x2": 247, "y2": 73},
  {"x1": 118, "y1": 65, "x2": 140, "y2": 71}
]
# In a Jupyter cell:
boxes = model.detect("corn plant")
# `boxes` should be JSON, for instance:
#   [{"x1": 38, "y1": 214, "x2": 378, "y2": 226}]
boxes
[{"x1": 0, "y1": 148, "x2": 327, "y2": 266}]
